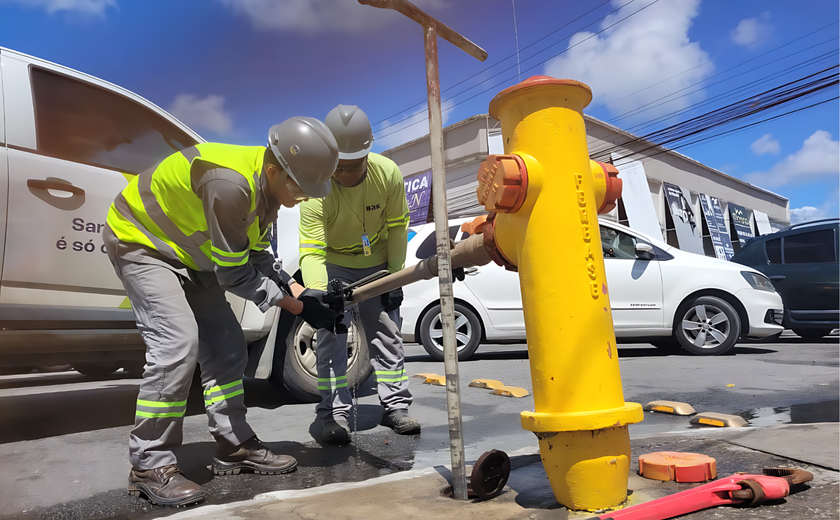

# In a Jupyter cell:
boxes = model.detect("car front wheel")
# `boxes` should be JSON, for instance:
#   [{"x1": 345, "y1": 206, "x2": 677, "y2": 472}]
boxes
[
  {"x1": 419, "y1": 303, "x2": 482, "y2": 361},
  {"x1": 280, "y1": 315, "x2": 371, "y2": 403},
  {"x1": 674, "y1": 296, "x2": 740, "y2": 356}
]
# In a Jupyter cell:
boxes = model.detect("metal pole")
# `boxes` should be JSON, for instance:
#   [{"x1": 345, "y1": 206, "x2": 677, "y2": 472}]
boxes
[
  {"x1": 423, "y1": 23, "x2": 467, "y2": 500},
  {"x1": 357, "y1": 0, "x2": 487, "y2": 500}
]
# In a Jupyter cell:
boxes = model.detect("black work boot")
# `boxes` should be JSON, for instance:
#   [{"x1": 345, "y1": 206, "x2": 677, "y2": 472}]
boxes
[
  {"x1": 381, "y1": 409, "x2": 421, "y2": 435},
  {"x1": 212, "y1": 436, "x2": 298, "y2": 475},
  {"x1": 127, "y1": 465, "x2": 205, "y2": 507},
  {"x1": 322, "y1": 417, "x2": 351, "y2": 445}
]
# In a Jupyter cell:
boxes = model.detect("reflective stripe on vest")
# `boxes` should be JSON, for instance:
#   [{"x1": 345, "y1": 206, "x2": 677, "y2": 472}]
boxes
[{"x1": 106, "y1": 144, "x2": 266, "y2": 270}]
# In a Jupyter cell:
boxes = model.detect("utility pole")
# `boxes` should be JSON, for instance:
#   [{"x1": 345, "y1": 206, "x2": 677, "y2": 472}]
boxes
[{"x1": 357, "y1": 0, "x2": 487, "y2": 500}]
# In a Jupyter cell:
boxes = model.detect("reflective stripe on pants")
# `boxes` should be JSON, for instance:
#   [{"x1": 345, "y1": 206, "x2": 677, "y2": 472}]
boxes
[
  {"x1": 315, "y1": 263, "x2": 412, "y2": 421},
  {"x1": 105, "y1": 226, "x2": 255, "y2": 470}
]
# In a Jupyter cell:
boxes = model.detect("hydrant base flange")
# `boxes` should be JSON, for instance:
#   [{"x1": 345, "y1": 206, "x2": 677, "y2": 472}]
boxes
[
  {"x1": 521, "y1": 402, "x2": 643, "y2": 433},
  {"x1": 537, "y1": 426, "x2": 633, "y2": 511}
]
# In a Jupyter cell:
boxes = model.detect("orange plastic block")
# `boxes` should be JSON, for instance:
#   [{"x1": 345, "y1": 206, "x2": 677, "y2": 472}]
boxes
[{"x1": 638, "y1": 452, "x2": 717, "y2": 482}]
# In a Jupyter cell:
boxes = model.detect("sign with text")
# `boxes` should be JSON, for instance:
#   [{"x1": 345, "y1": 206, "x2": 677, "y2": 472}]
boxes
[
  {"x1": 699, "y1": 193, "x2": 734, "y2": 260},
  {"x1": 709, "y1": 196, "x2": 735, "y2": 259},
  {"x1": 404, "y1": 170, "x2": 433, "y2": 226},
  {"x1": 663, "y1": 182, "x2": 704, "y2": 255},
  {"x1": 729, "y1": 203, "x2": 755, "y2": 246}
]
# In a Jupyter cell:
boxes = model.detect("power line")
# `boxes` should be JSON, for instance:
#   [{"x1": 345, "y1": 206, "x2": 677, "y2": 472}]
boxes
[
  {"x1": 608, "y1": 23, "x2": 839, "y2": 126},
  {"x1": 618, "y1": 96, "x2": 838, "y2": 165},
  {"x1": 618, "y1": 45, "x2": 839, "y2": 137},
  {"x1": 375, "y1": 0, "x2": 662, "y2": 140},
  {"x1": 371, "y1": 0, "x2": 616, "y2": 127},
  {"x1": 588, "y1": 66, "x2": 839, "y2": 163},
  {"x1": 602, "y1": 21, "x2": 838, "y2": 115}
]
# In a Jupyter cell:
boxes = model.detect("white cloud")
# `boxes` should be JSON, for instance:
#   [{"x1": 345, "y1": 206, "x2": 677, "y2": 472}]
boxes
[
  {"x1": 745, "y1": 130, "x2": 840, "y2": 187},
  {"x1": 3, "y1": 0, "x2": 116, "y2": 16},
  {"x1": 543, "y1": 0, "x2": 714, "y2": 119},
  {"x1": 167, "y1": 95, "x2": 233, "y2": 136},
  {"x1": 790, "y1": 206, "x2": 826, "y2": 224},
  {"x1": 374, "y1": 99, "x2": 455, "y2": 151},
  {"x1": 219, "y1": 0, "x2": 445, "y2": 34},
  {"x1": 731, "y1": 13, "x2": 773, "y2": 47},
  {"x1": 751, "y1": 134, "x2": 780, "y2": 155}
]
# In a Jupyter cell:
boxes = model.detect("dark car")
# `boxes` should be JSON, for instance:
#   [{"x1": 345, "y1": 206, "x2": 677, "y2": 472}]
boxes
[{"x1": 731, "y1": 218, "x2": 839, "y2": 339}]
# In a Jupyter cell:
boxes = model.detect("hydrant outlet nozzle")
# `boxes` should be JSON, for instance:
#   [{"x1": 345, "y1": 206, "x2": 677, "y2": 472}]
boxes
[{"x1": 476, "y1": 154, "x2": 528, "y2": 213}]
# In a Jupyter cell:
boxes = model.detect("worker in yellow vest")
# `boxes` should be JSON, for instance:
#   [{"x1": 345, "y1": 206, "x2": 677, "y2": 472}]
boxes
[
  {"x1": 299, "y1": 105, "x2": 419, "y2": 445},
  {"x1": 103, "y1": 117, "x2": 342, "y2": 507}
]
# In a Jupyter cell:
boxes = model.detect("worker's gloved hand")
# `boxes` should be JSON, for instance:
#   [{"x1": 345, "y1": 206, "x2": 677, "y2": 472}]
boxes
[
  {"x1": 270, "y1": 261, "x2": 294, "y2": 295},
  {"x1": 298, "y1": 289, "x2": 343, "y2": 332},
  {"x1": 381, "y1": 287, "x2": 404, "y2": 312},
  {"x1": 453, "y1": 267, "x2": 466, "y2": 282},
  {"x1": 334, "y1": 317, "x2": 348, "y2": 335}
]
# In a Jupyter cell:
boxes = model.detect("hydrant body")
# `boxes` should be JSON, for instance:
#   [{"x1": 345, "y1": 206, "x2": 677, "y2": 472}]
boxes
[{"x1": 480, "y1": 76, "x2": 643, "y2": 510}]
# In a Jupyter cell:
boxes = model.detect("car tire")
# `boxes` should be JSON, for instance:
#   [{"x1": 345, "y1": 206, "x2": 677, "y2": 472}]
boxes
[
  {"x1": 793, "y1": 328, "x2": 832, "y2": 340},
  {"x1": 419, "y1": 303, "x2": 482, "y2": 361},
  {"x1": 73, "y1": 362, "x2": 121, "y2": 377},
  {"x1": 674, "y1": 296, "x2": 741, "y2": 356},
  {"x1": 281, "y1": 315, "x2": 372, "y2": 403}
]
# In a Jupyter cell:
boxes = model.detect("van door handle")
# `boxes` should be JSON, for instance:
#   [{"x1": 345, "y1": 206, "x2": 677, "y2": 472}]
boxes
[
  {"x1": 769, "y1": 275, "x2": 786, "y2": 281},
  {"x1": 27, "y1": 179, "x2": 85, "y2": 196}
]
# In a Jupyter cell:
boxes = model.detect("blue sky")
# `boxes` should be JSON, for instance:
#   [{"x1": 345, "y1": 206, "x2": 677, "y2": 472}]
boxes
[{"x1": 1, "y1": 0, "x2": 837, "y2": 223}]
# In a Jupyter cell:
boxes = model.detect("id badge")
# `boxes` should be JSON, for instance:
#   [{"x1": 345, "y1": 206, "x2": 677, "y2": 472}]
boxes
[{"x1": 361, "y1": 233, "x2": 372, "y2": 257}]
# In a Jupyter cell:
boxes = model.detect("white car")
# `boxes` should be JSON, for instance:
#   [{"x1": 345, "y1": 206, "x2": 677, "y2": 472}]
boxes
[{"x1": 401, "y1": 216, "x2": 785, "y2": 359}]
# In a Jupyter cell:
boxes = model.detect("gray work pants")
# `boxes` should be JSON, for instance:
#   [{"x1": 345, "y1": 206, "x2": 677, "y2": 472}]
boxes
[
  {"x1": 105, "y1": 228, "x2": 255, "y2": 470},
  {"x1": 316, "y1": 263, "x2": 412, "y2": 421}
]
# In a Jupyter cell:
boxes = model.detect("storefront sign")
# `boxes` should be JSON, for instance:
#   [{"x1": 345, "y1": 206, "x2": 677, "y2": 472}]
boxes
[
  {"x1": 663, "y1": 182, "x2": 704, "y2": 255},
  {"x1": 729, "y1": 203, "x2": 755, "y2": 245},
  {"x1": 709, "y1": 197, "x2": 735, "y2": 259},
  {"x1": 699, "y1": 193, "x2": 734, "y2": 260},
  {"x1": 404, "y1": 170, "x2": 433, "y2": 226}
]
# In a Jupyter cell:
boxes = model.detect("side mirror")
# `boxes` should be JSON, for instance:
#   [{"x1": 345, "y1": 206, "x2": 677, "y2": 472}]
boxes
[{"x1": 635, "y1": 242, "x2": 654, "y2": 259}]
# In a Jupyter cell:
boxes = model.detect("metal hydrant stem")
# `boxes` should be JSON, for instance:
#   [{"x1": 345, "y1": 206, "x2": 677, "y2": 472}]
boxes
[
  {"x1": 481, "y1": 75, "x2": 643, "y2": 510},
  {"x1": 357, "y1": 0, "x2": 488, "y2": 501}
]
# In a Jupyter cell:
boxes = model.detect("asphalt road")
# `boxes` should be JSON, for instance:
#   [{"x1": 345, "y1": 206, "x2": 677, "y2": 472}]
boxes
[{"x1": 0, "y1": 333, "x2": 837, "y2": 520}]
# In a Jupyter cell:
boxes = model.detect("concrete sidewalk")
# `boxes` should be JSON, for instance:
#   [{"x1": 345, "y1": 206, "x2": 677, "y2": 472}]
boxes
[{"x1": 157, "y1": 423, "x2": 839, "y2": 520}]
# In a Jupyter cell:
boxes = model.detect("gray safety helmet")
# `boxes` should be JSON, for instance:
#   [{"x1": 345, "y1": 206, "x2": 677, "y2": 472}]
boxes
[
  {"x1": 268, "y1": 117, "x2": 339, "y2": 199},
  {"x1": 325, "y1": 104, "x2": 374, "y2": 160}
]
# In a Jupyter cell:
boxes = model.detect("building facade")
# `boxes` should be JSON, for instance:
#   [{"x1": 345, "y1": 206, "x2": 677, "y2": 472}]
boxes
[{"x1": 381, "y1": 113, "x2": 790, "y2": 260}]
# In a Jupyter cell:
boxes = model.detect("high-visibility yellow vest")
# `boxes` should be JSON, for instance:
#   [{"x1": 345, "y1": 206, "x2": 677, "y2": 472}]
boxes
[{"x1": 106, "y1": 143, "x2": 270, "y2": 271}]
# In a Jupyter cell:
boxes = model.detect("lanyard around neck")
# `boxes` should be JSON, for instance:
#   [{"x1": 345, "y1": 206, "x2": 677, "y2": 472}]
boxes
[{"x1": 335, "y1": 179, "x2": 366, "y2": 233}]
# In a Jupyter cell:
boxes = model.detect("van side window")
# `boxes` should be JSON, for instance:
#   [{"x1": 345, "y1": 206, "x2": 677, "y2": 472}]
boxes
[
  {"x1": 31, "y1": 67, "x2": 198, "y2": 174},
  {"x1": 783, "y1": 230, "x2": 836, "y2": 264},
  {"x1": 765, "y1": 238, "x2": 782, "y2": 264}
]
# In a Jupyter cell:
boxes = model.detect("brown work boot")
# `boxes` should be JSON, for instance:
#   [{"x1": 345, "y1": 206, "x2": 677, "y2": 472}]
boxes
[
  {"x1": 127, "y1": 465, "x2": 205, "y2": 507},
  {"x1": 212, "y1": 436, "x2": 298, "y2": 475},
  {"x1": 381, "y1": 409, "x2": 421, "y2": 435}
]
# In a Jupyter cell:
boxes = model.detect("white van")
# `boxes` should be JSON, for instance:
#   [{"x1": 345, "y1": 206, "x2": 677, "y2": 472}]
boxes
[{"x1": 0, "y1": 48, "x2": 362, "y2": 399}]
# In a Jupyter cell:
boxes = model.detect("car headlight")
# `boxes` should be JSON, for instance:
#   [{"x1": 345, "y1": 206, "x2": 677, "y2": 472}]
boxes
[{"x1": 741, "y1": 271, "x2": 776, "y2": 292}]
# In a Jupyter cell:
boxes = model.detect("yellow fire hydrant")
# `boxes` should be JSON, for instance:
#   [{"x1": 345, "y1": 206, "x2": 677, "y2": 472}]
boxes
[{"x1": 476, "y1": 76, "x2": 643, "y2": 510}]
